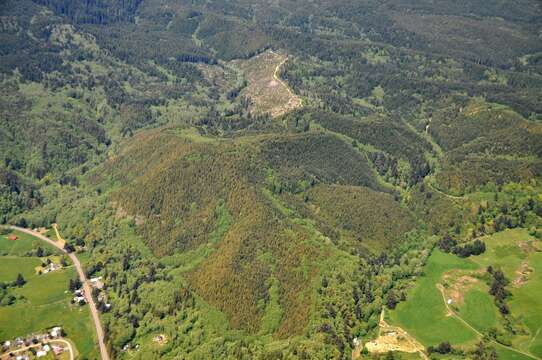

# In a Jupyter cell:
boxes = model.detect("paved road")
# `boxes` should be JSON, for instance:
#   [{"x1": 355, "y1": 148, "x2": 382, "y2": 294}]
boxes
[{"x1": 8, "y1": 226, "x2": 110, "y2": 360}]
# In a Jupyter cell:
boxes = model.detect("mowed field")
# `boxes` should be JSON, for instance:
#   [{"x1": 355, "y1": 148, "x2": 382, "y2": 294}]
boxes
[
  {"x1": 388, "y1": 229, "x2": 542, "y2": 359},
  {"x1": 235, "y1": 50, "x2": 302, "y2": 118},
  {"x1": 0, "y1": 230, "x2": 98, "y2": 359}
]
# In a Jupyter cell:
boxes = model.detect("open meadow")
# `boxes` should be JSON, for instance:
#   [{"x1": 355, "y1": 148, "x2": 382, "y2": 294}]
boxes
[{"x1": 388, "y1": 228, "x2": 542, "y2": 359}]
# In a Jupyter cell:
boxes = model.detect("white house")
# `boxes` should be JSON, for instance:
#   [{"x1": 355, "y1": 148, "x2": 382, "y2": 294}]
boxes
[
  {"x1": 36, "y1": 350, "x2": 47, "y2": 357},
  {"x1": 50, "y1": 326, "x2": 62, "y2": 338},
  {"x1": 43, "y1": 263, "x2": 61, "y2": 274}
]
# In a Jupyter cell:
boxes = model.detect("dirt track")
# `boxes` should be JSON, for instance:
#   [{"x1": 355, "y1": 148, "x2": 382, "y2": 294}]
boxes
[
  {"x1": 8, "y1": 226, "x2": 110, "y2": 360},
  {"x1": 437, "y1": 282, "x2": 540, "y2": 360}
]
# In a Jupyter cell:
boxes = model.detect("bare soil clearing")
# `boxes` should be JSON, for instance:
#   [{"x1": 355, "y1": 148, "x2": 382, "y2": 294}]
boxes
[
  {"x1": 234, "y1": 50, "x2": 302, "y2": 118},
  {"x1": 355, "y1": 311, "x2": 427, "y2": 359},
  {"x1": 441, "y1": 270, "x2": 481, "y2": 307},
  {"x1": 513, "y1": 260, "x2": 534, "y2": 287}
]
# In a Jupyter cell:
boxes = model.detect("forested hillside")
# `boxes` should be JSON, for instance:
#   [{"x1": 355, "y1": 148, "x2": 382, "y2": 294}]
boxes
[{"x1": 1, "y1": 0, "x2": 542, "y2": 358}]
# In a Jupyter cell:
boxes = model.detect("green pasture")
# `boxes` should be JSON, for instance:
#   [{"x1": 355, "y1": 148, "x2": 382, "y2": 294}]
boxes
[
  {"x1": 0, "y1": 230, "x2": 59, "y2": 257},
  {"x1": 509, "y1": 251, "x2": 542, "y2": 357},
  {"x1": 388, "y1": 250, "x2": 479, "y2": 346},
  {"x1": 0, "y1": 301, "x2": 97, "y2": 359},
  {"x1": 0, "y1": 257, "x2": 41, "y2": 283},
  {"x1": 459, "y1": 287, "x2": 498, "y2": 333},
  {"x1": 389, "y1": 228, "x2": 542, "y2": 358},
  {"x1": 468, "y1": 229, "x2": 530, "y2": 278}
]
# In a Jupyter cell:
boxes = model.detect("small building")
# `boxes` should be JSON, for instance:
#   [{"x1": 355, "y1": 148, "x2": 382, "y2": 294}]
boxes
[
  {"x1": 43, "y1": 344, "x2": 51, "y2": 352},
  {"x1": 8, "y1": 235, "x2": 17, "y2": 241},
  {"x1": 90, "y1": 277, "x2": 104, "y2": 290},
  {"x1": 43, "y1": 263, "x2": 61, "y2": 274},
  {"x1": 50, "y1": 326, "x2": 62, "y2": 338},
  {"x1": 36, "y1": 350, "x2": 47, "y2": 357}
]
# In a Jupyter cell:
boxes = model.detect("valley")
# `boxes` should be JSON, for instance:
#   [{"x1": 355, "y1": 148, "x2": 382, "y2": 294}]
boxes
[{"x1": 0, "y1": 0, "x2": 541, "y2": 359}]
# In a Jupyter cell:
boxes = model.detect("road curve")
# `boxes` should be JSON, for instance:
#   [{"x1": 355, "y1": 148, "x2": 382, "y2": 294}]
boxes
[
  {"x1": 8, "y1": 226, "x2": 110, "y2": 360},
  {"x1": 2, "y1": 338, "x2": 75, "y2": 360}
]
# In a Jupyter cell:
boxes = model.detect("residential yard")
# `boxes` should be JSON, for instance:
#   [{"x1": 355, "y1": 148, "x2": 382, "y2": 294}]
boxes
[{"x1": 0, "y1": 231, "x2": 98, "y2": 359}]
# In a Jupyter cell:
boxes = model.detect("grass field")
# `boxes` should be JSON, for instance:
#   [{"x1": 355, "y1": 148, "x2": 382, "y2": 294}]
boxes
[
  {"x1": 468, "y1": 229, "x2": 529, "y2": 279},
  {"x1": 509, "y1": 251, "x2": 542, "y2": 357},
  {"x1": 0, "y1": 230, "x2": 58, "y2": 256},
  {"x1": 388, "y1": 250, "x2": 479, "y2": 346},
  {"x1": 459, "y1": 287, "x2": 498, "y2": 333},
  {"x1": 388, "y1": 229, "x2": 542, "y2": 358},
  {"x1": 0, "y1": 233, "x2": 98, "y2": 359},
  {"x1": 0, "y1": 257, "x2": 41, "y2": 283}
]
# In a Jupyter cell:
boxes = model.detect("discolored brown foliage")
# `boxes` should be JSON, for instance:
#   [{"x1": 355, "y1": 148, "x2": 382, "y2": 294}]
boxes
[{"x1": 106, "y1": 129, "x2": 384, "y2": 335}]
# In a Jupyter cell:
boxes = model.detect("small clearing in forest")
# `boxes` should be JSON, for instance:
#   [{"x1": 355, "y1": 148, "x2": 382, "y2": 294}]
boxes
[{"x1": 234, "y1": 50, "x2": 302, "y2": 118}]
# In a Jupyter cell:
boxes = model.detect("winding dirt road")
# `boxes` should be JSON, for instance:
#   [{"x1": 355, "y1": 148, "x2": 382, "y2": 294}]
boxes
[
  {"x1": 8, "y1": 226, "x2": 110, "y2": 360},
  {"x1": 437, "y1": 284, "x2": 540, "y2": 360},
  {"x1": 271, "y1": 51, "x2": 295, "y2": 98}
]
